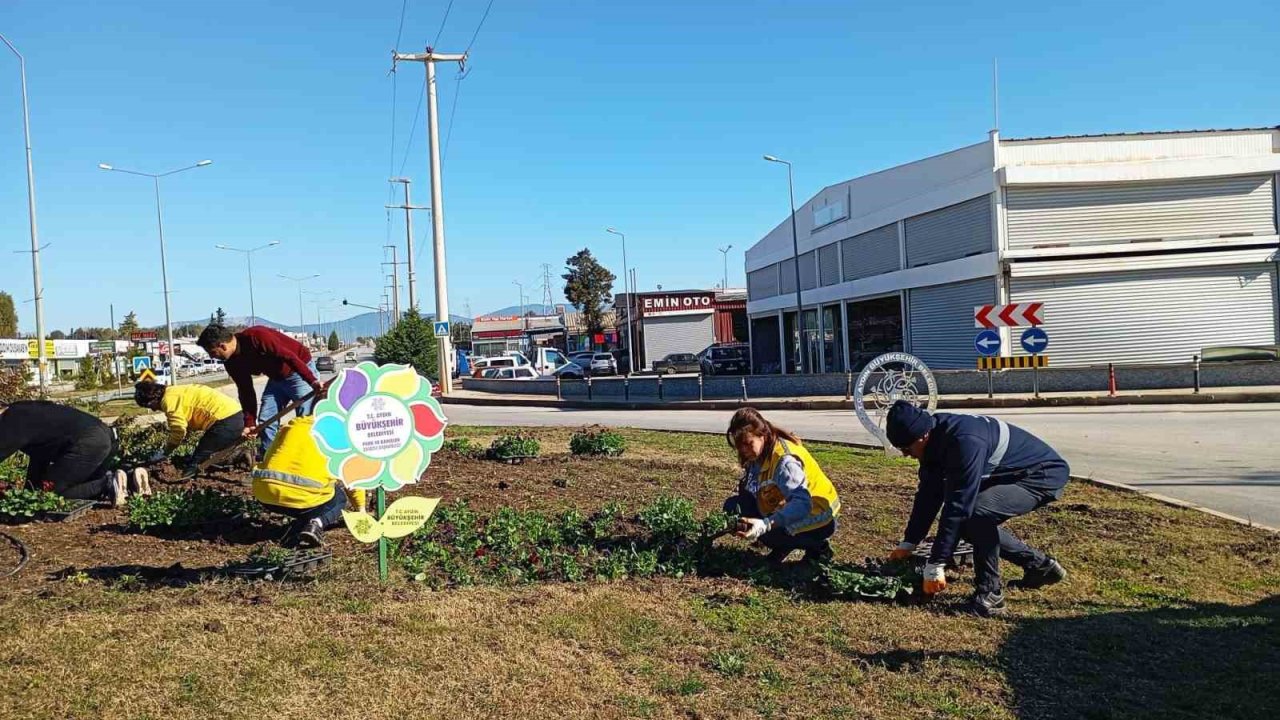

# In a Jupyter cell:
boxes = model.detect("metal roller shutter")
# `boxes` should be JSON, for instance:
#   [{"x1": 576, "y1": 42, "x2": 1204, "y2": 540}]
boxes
[
  {"x1": 842, "y1": 223, "x2": 900, "y2": 280},
  {"x1": 818, "y1": 244, "x2": 840, "y2": 286},
  {"x1": 1010, "y1": 263, "x2": 1277, "y2": 366},
  {"x1": 908, "y1": 277, "x2": 996, "y2": 369},
  {"x1": 1006, "y1": 175, "x2": 1276, "y2": 250},
  {"x1": 779, "y1": 257, "x2": 797, "y2": 295},
  {"x1": 905, "y1": 195, "x2": 992, "y2": 267},
  {"x1": 748, "y1": 265, "x2": 778, "y2": 299},
  {"x1": 799, "y1": 250, "x2": 817, "y2": 290},
  {"x1": 643, "y1": 314, "x2": 715, "y2": 370}
]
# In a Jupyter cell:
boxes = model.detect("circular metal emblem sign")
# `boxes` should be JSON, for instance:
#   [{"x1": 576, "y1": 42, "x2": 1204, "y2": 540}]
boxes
[{"x1": 853, "y1": 352, "x2": 939, "y2": 448}]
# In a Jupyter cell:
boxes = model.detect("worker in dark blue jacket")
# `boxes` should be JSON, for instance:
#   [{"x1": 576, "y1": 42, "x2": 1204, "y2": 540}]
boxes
[{"x1": 884, "y1": 400, "x2": 1068, "y2": 617}]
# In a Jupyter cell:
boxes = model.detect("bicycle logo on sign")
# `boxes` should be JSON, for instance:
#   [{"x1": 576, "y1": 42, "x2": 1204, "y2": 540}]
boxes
[{"x1": 853, "y1": 352, "x2": 939, "y2": 448}]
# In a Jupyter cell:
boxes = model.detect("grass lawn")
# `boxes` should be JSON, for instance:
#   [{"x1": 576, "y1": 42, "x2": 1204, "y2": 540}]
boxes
[{"x1": 0, "y1": 426, "x2": 1275, "y2": 720}]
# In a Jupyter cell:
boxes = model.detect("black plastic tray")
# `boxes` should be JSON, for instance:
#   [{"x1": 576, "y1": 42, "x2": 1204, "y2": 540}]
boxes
[
  {"x1": 911, "y1": 540, "x2": 975, "y2": 566},
  {"x1": 225, "y1": 550, "x2": 332, "y2": 580},
  {"x1": 488, "y1": 453, "x2": 539, "y2": 465},
  {"x1": 1, "y1": 498, "x2": 98, "y2": 525}
]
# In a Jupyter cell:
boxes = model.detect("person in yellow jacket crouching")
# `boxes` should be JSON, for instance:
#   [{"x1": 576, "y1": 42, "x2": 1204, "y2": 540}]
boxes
[
  {"x1": 253, "y1": 416, "x2": 364, "y2": 548},
  {"x1": 134, "y1": 381, "x2": 247, "y2": 474},
  {"x1": 724, "y1": 407, "x2": 841, "y2": 565}
]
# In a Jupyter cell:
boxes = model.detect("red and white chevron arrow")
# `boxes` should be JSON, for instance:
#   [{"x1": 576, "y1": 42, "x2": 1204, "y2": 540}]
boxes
[{"x1": 973, "y1": 302, "x2": 1044, "y2": 328}]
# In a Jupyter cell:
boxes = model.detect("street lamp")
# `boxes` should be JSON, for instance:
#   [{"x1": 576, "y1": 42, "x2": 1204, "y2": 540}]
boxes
[
  {"x1": 763, "y1": 155, "x2": 807, "y2": 374},
  {"x1": 717, "y1": 245, "x2": 733, "y2": 291},
  {"x1": 215, "y1": 241, "x2": 279, "y2": 326},
  {"x1": 605, "y1": 227, "x2": 635, "y2": 372},
  {"x1": 279, "y1": 273, "x2": 320, "y2": 334},
  {"x1": 1, "y1": 34, "x2": 48, "y2": 392},
  {"x1": 100, "y1": 159, "x2": 214, "y2": 385}
]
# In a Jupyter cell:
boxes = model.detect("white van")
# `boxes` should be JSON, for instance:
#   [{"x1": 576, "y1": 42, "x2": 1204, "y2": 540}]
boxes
[{"x1": 526, "y1": 347, "x2": 571, "y2": 376}]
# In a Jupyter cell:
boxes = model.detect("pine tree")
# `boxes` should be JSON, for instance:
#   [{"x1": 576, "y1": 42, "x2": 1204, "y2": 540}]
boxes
[
  {"x1": 0, "y1": 291, "x2": 17, "y2": 337},
  {"x1": 562, "y1": 249, "x2": 615, "y2": 336},
  {"x1": 215, "y1": 307, "x2": 228, "y2": 325},
  {"x1": 327, "y1": 330, "x2": 340, "y2": 351},
  {"x1": 373, "y1": 308, "x2": 439, "y2": 378},
  {"x1": 118, "y1": 311, "x2": 140, "y2": 338}
]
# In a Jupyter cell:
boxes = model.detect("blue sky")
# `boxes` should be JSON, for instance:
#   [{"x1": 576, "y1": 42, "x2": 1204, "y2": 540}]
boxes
[{"x1": 1, "y1": 0, "x2": 1277, "y2": 333}]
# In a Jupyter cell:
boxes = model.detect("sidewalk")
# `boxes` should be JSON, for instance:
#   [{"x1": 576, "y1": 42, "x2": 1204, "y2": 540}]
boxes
[{"x1": 441, "y1": 385, "x2": 1280, "y2": 410}]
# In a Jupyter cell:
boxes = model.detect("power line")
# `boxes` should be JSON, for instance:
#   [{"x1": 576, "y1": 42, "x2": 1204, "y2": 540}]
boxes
[
  {"x1": 394, "y1": 0, "x2": 409, "y2": 48},
  {"x1": 442, "y1": 69, "x2": 467, "y2": 160},
  {"x1": 433, "y1": 0, "x2": 455, "y2": 48},
  {"x1": 397, "y1": 80, "x2": 426, "y2": 176},
  {"x1": 465, "y1": 0, "x2": 497, "y2": 54}
]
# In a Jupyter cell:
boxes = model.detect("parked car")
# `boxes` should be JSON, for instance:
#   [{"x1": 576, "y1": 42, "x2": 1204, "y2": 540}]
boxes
[
  {"x1": 472, "y1": 355, "x2": 526, "y2": 377},
  {"x1": 653, "y1": 352, "x2": 701, "y2": 375},
  {"x1": 569, "y1": 352, "x2": 595, "y2": 368},
  {"x1": 700, "y1": 344, "x2": 750, "y2": 375},
  {"x1": 345, "y1": 351, "x2": 356, "y2": 362},
  {"x1": 316, "y1": 355, "x2": 336, "y2": 372},
  {"x1": 552, "y1": 362, "x2": 585, "y2": 379},
  {"x1": 493, "y1": 366, "x2": 539, "y2": 380},
  {"x1": 584, "y1": 352, "x2": 617, "y2": 376}
]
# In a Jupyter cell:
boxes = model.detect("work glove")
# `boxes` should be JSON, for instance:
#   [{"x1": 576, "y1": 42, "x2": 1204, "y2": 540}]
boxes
[
  {"x1": 922, "y1": 562, "x2": 947, "y2": 596},
  {"x1": 736, "y1": 517, "x2": 771, "y2": 542},
  {"x1": 888, "y1": 541, "x2": 917, "y2": 562}
]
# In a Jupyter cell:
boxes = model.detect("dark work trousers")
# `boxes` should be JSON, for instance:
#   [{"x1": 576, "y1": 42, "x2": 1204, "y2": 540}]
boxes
[
  {"x1": 963, "y1": 471, "x2": 1066, "y2": 593},
  {"x1": 25, "y1": 429, "x2": 116, "y2": 500},
  {"x1": 723, "y1": 489, "x2": 836, "y2": 554},
  {"x1": 270, "y1": 488, "x2": 348, "y2": 533},
  {"x1": 185, "y1": 414, "x2": 246, "y2": 472}
]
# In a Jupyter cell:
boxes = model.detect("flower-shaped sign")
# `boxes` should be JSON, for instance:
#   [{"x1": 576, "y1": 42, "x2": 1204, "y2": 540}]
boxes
[{"x1": 311, "y1": 362, "x2": 447, "y2": 492}]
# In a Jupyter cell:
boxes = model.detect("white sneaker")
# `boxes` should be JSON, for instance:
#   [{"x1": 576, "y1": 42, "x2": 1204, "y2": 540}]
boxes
[
  {"x1": 110, "y1": 470, "x2": 129, "y2": 507},
  {"x1": 129, "y1": 468, "x2": 151, "y2": 497}
]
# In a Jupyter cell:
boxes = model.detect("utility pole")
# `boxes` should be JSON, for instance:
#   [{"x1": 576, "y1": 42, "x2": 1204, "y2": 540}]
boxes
[
  {"x1": 1, "y1": 34, "x2": 47, "y2": 393},
  {"x1": 385, "y1": 178, "x2": 429, "y2": 312},
  {"x1": 382, "y1": 244, "x2": 401, "y2": 321},
  {"x1": 540, "y1": 263, "x2": 555, "y2": 311},
  {"x1": 393, "y1": 46, "x2": 466, "y2": 395}
]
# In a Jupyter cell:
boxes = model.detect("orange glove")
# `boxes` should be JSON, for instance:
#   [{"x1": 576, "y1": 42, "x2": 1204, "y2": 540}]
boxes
[
  {"x1": 922, "y1": 562, "x2": 947, "y2": 595},
  {"x1": 888, "y1": 541, "x2": 916, "y2": 562}
]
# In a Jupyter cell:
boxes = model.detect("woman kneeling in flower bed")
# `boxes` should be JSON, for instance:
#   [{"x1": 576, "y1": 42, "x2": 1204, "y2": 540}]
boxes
[{"x1": 724, "y1": 408, "x2": 841, "y2": 565}]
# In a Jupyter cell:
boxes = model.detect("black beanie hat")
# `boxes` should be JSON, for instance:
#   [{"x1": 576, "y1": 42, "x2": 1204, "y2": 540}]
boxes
[{"x1": 886, "y1": 400, "x2": 934, "y2": 449}]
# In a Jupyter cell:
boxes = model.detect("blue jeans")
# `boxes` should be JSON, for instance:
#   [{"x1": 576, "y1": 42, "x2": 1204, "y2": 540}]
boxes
[
  {"x1": 258, "y1": 360, "x2": 318, "y2": 449},
  {"x1": 723, "y1": 491, "x2": 836, "y2": 554},
  {"x1": 272, "y1": 487, "x2": 348, "y2": 531}
]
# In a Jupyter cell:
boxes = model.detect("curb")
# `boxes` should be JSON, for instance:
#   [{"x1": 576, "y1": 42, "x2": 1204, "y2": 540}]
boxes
[{"x1": 442, "y1": 389, "x2": 1280, "y2": 411}]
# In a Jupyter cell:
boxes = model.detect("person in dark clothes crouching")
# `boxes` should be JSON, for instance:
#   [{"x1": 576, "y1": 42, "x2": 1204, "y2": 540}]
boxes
[
  {"x1": 0, "y1": 400, "x2": 125, "y2": 504},
  {"x1": 885, "y1": 400, "x2": 1068, "y2": 617}
]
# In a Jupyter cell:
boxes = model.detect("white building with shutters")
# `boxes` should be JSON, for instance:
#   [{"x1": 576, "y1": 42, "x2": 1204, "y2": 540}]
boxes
[{"x1": 744, "y1": 126, "x2": 1280, "y2": 372}]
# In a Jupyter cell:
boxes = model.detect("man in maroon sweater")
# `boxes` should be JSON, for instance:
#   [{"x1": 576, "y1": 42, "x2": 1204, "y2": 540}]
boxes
[{"x1": 198, "y1": 324, "x2": 323, "y2": 449}]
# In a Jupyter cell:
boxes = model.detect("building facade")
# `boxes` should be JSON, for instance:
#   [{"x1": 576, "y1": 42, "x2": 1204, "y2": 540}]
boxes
[
  {"x1": 745, "y1": 127, "x2": 1280, "y2": 372},
  {"x1": 615, "y1": 289, "x2": 749, "y2": 370},
  {"x1": 471, "y1": 310, "x2": 568, "y2": 358}
]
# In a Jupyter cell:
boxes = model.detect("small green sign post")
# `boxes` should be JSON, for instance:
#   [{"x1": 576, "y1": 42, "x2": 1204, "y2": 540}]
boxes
[{"x1": 311, "y1": 362, "x2": 447, "y2": 582}]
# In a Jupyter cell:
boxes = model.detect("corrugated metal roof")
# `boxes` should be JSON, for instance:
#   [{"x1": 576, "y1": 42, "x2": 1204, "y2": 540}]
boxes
[{"x1": 1006, "y1": 126, "x2": 1278, "y2": 142}]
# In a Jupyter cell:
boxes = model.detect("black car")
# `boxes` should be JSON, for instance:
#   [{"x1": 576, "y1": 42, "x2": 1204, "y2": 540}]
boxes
[
  {"x1": 653, "y1": 352, "x2": 701, "y2": 375},
  {"x1": 700, "y1": 344, "x2": 749, "y2": 375},
  {"x1": 316, "y1": 355, "x2": 336, "y2": 372}
]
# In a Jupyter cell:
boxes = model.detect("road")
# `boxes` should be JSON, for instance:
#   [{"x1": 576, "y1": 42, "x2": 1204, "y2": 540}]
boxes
[{"x1": 441, "y1": 401, "x2": 1280, "y2": 530}]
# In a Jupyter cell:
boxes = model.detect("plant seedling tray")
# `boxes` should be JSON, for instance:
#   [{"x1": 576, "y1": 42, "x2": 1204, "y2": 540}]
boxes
[
  {"x1": 225, "y1": 550, "x2": 332, "y2": 580},
  {"x1": 41, "y1": 499, "x2": 97, "y2": 522},
  {"x1": 489, "y1": 453, "x2": 538, "y2": 465},
  {"x1": 911, "y1": 540, "x2": 974, "y2": 566}
]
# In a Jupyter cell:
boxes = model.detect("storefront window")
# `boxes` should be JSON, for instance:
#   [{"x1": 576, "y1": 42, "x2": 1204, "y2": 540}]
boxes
[
  {"x1": 750, "y1": 315, "x2": 781, "y2": 374},
  {"x1": 782, "y1": 311, "x2": 798, "y2": 374},
  {"x1": 821, "y1": 304, "x2": 843, "y2": 373},
  {"x1": 802, "y1": 309, "x2": 819, "y2": 374},
  {"x1": 846, "y1": 295, "x2": 904, "y2": 370}
]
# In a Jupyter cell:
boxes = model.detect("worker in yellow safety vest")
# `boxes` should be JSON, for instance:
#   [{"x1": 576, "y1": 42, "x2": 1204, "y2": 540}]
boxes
[
  {"x1": 252, "y1": 416, "x2": 363, "y2": 547},
  {"x1": 724, "y1": 407, "x2": 841, "y2": 565}
]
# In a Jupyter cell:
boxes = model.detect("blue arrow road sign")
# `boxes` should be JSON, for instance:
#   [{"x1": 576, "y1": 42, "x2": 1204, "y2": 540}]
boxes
[
  {"x1": 433, "y1": 321, "x2": 450, "y2": 338},
  {"x1": 974, "y1": 329, "x2": 1001, "y2": 357},
  {"x1": 1020, "y1": 327, "x2": 1049, "y2": 355},
  {"x1": 132, "y1": 356, "x2": 152, "y2": 372}
]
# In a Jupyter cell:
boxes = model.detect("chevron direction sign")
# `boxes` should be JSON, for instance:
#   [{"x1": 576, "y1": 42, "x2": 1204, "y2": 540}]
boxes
[{"x1": 974, "y1": 302, "x2": 1044, "y2": 329}]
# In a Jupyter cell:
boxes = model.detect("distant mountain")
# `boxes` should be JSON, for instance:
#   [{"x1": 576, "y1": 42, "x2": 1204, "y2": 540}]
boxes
[
  {"x1": 175, "y1": 311, "x2": 469, "y2": 342},
  {"x1": 482, "y1": 304, "x2": 558, "y2": 317}
]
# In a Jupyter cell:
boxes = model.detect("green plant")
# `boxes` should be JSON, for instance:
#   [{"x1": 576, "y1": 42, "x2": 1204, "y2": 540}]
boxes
[
  {"x1": 0, "y1": 455, "x2": 28, "y2": 492},
  {"x1": 816, "y1": 561, "x2": 916, "y2": 601},
  {"x1": 442, "y1": 437, "x2": 483, "y2": 458},
  {"x1": 637, "y1": 495, "x2": 698, "y2": 543},
  {"x1": 569, "y1": 427, "x2": 627, "y2": 457},
  {"x1": 247, "y1": 544, "x2": 292, "y2": 566},
  {"x1": 488, "y1": 432, "x2": 541, "y2": 460},
  {"x1": 709, "y1": 650, "x2": 748, "y2": 677},
  {"x1": 374, "y1": 308, "x2": 439, "y2": 378},
  {"x1": 112, "y1": 416, "x2": 202, "y2": 467},
  {"x1": 0, "y1": 487, "x2": 69, "y2": 519},
  {"x1": 126, "y1": 488, "x2": 257, "y2": 531}
]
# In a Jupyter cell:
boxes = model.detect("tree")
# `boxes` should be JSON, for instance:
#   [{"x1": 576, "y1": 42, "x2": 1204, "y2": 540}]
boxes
[
  {"x1": 119, "y1": 311, "x2": 139, "y2": 338},
  {"x1": 562, "y1": 248, "x2": 615, "y2": 337},
  {"x1": 374, "y1": 308, "x2": 439, "y2": 378},
  {"x1": 213, "y1": 307, "x2": 228, "y2": 326},
  {"x1": 0, "y1": 291, "x2": 17, "y2": 337},
  {"x1": 48, "y1": 329, "x2": 66, "y2": 340},
  {"x1": 0, "y1": 365, "x2": 33, "y2": 404},
  {"x1": 74, "y1": 355, "x2": 98, "y2": 390},
  {"x1": 450, "y1": 322, "x2": 472, "y2": 350},
  {"x1": 327, "y1": 330, "x2": 340, "y2": 351}
]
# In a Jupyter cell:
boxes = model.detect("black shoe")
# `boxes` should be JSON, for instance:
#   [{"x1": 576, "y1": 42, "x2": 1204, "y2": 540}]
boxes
[
  {"x1": 297, "y1": 519, "x2": 325, "y2": 548},
  {"x1": 801, "y1": 542, "x2": 834, "y2": 566},
  {"x1": 1016, "y1": 557, "x2": 1066, "y2": 590},
  {"x1": 965, "y1": 590, "x2": 1008, "y2": 618}
]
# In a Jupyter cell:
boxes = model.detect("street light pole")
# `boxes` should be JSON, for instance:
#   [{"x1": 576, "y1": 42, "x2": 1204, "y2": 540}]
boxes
[
  {"x1": 513, "y1": 280, "x2": 525, "y2": 341},
  {"x1": 215, "y1": 241, "x2": 279, "y2": 326},
  {"x1": 279, "y1": 274, "x2": 320, "y2": 336},
  {"x1": 2, "y1": 33, "x2": 48, "y2": 391},
  {"x1": 763, "y1": 155, "x2": 807, "y2": 374},
  {"x1": 100, "y1": 159, "x2": 213, "y2": 386},
  {"x1": 718, "y1": 245, "x2": 733, "y2": 290},
  {"x1": 605, "y1": 228, "x2": 634, "y2": 373},
  {"x1": 386, "y1": 178, "x2": 429, "y2": 312}
]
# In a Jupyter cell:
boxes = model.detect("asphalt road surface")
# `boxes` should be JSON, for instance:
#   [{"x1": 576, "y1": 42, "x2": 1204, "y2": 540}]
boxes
[{"x1": 442, "y1": 401, "x2": 1280, "y2": 530}]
